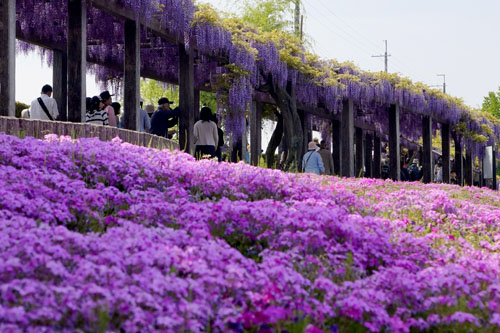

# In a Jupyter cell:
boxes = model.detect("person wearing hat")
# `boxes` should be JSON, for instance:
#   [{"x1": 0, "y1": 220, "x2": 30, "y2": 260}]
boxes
[
  {"x1": 302, "y1": 141, "x2": 325, "y2": 175},
  {"x1": 99, "y1": 91, "x2": 118, "y2": 127},
  {"x1": 150, "y1": 97, "x2": 179, "y2": 138}
]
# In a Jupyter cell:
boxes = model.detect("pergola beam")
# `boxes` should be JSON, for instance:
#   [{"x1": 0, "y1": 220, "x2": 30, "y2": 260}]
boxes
[{"x1": 91, "y1": 0, "x2": 178, "y2": 44}]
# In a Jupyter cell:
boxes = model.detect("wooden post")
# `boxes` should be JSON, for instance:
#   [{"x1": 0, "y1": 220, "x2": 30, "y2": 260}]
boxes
[
  {"x1": 441, "y1": 123, "x2": 450, "y2": 183},
  {"x1": 299, "y1": 110, "x2": 309, "y2": 153},
  {"x1": 373, "y1": 135, "x2": 381, "y2": 178},
  {"x1": 422, "y1": 116, "x2": 433, "y2": 183},
  {"x1": 0, "y1": 0, "x2": 15, "y2": 117},
  {"x1": 355, "y1": 127, "x2": 364, "y2": 177},
  {"x1": 389, "y1": 104, "x2": 400, "y2": 181},
  {"x1": 241, "y1": 116, "x2": 247, "y2": 163},
  {"x1": 365, "y1": 133, "x2": 373, "y2": 178},
  {"x1": 194, "y1": 88, "x2": 200, "y2": 122},
  {"x1": 52, "y1": 50, "x2": 68, "y2": 121},
  {"x1": 178, "y1": 44, "x2": 195, "y2": 154},
  {"x1": 341, "y1": 99, "x2": 354, "y2": 177},
  {"x1": 465, "y1": 151, "x2": 473, "y2": 186},
  {"x1": 332, "y1": 120, "x2": 341, "y2": 175},
  {"x1": 67, "y1": 0, "x2": 86, "y2": 123},
  {"x1": 454, "y1": 135, "x2": 463, "y2": 186},
  {"x1": 250, "y1": 101, "x2": 262, "y2": 166},
  {"x1": 123, "y1": 19, "x2": 140, "y2": 131}
]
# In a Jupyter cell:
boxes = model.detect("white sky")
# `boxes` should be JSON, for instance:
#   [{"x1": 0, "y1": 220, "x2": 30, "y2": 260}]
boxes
[{"x1": 16, "y1": 0, "x2": 500, "y2": 110}]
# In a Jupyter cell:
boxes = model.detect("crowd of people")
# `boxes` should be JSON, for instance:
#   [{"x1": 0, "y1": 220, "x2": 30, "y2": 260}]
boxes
[
  {"x1": 22, "y1": 85, "x2": 486, "y2": 181},
  {"x1": 24, "y1": 84, "x2": 226, "y2": 161}
]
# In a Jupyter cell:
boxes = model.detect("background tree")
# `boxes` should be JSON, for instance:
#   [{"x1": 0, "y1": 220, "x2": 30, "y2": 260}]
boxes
[
  {"x1": 482, "y1": 87, "x2": 500, "y2": 119},
  {"x1": 140, "y1": 79, "x2": 178, "y2": 107},
  {"x1": 237, "y1": 0, "x2": 296, "y2": 33}
]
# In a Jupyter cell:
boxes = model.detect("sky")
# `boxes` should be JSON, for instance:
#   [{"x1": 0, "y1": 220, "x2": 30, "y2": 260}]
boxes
[{"x1": 16, "y1": 0, "x2": 500, "y2": 110}]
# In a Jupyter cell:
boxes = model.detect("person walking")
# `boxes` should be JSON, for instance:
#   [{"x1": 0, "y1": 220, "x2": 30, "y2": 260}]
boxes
[
  {"x1": 30, "y1": 84, "x2": 59, "y2": 121},
  {"x1": 434, "y1": 159, "x2": 443, "y2": 183},
  {"x1": 212, "y1": 114, "x2": 224, "y2": 162},
  {"x1": 85, "y1": 96, "x2": 109, "y2": 126},
  {"x1": 318, "y1": 140, "x2": 334, "y2": 175},
  {"x1": 99, "y1": 91, "x2": 118, "y2": 127},
  {"x1": 194, "y1": 107, "x2": 218, "y2": 159},
  {"x1": 150, "y1": 97, "x2": 179, "y2": 138},
  {"x1": 302, "y1": 141, "x2": 325, "y2": 175},
  {"x1": 139, "y1": 101, "x2": 151, "y2": 133}
]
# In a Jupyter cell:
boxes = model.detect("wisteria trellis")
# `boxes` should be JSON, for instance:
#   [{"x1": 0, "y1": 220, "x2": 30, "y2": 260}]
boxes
[{"x1": 15, "y1": 0, "x2": 499, "y2": 154}]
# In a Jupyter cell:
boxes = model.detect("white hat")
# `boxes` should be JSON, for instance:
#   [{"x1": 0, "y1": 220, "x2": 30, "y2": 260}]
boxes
[{"x1": 308, "y1": 141, "x2": 317, "y2": 150}]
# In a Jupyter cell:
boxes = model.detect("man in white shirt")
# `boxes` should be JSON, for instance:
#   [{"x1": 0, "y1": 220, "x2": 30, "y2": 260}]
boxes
[{"x1": 29, "y1": 85, "x2": 59, "y2": 121}]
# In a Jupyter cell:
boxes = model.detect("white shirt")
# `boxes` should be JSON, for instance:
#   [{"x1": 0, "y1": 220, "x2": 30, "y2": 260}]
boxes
[
  {"x1": 194, "y1": 120, "x2": 218, "y2": 147},
  {"x1": 30, "y1": 94, "x2": 59, "y2": 120}
]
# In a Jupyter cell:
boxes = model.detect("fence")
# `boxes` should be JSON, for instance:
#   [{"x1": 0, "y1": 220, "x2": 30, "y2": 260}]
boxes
[{"x1": 0, "y1": 116, "x2": 179, "y2": 150}]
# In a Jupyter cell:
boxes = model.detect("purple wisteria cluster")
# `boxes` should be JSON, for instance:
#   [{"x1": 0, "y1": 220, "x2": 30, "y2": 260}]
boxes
[
  {"x1": 1, "y1": 133, "x2": 499, "y2": 332},
  {"x1": 15, "y1": 0, "x2": 498, "y2": 150}
]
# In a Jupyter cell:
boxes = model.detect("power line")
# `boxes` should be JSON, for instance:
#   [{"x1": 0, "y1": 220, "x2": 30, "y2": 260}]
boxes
[{"x1": 306, "y1": 0, "x2": 428, "y2": 83}]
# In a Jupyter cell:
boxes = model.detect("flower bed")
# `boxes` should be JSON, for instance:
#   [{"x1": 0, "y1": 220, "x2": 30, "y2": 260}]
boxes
[{"x1": 0, "y1": 133, "x2": 499, "y2": 332}]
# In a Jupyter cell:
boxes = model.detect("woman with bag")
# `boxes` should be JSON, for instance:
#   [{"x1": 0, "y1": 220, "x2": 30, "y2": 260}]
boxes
[{"x1": 302, "y1": 141, "x2": 325, "y2": 175}]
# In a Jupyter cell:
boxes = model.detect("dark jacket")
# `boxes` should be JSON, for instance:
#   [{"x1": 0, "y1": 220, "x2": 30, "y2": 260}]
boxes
[{"x1": 150, "y1": 107, "x2": 179, "y2": 137}]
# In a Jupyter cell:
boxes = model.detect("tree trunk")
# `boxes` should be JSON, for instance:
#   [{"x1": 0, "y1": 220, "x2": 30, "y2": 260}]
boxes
[
  {"x1": 269, "y1": 80, "x2": 303, "y2": 171},
  {"x1": 265, "y1": 111, "x2": 283, "y2": 168}
]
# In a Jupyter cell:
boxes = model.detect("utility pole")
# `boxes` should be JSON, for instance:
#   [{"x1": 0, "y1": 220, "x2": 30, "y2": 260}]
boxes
[
  {"x1": 294, "y1": 0, "x2": 300, "y2": 37},
  {"x1": 372, "y1": 40, "x2": 391, "y2": 72},
  {"x1": 437, "y1": 74, "x2": 446, "y2": 94}
]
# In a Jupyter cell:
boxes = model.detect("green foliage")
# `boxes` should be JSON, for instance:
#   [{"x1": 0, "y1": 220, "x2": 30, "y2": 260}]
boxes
[
  {"x1": 200, "y1": 91, "x2": 217, "y2": 112},
  {"x1": 16, "y1": 101, "x2": 29, "y2": 118},
  {"x1": 238, "y1": 0, "x2": 296, "y2": 33},
  {"x1": 140, "y1": 79, "x2": 179, "y2": 107},
  {"x1": 482, "y1": 87, "x2": 500, "y2": 119}
]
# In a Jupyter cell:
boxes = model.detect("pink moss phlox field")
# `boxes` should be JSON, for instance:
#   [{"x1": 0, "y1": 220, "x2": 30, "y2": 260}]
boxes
[{"x1": 0, "y1": 133, "x2": 499, "y2": 332}]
